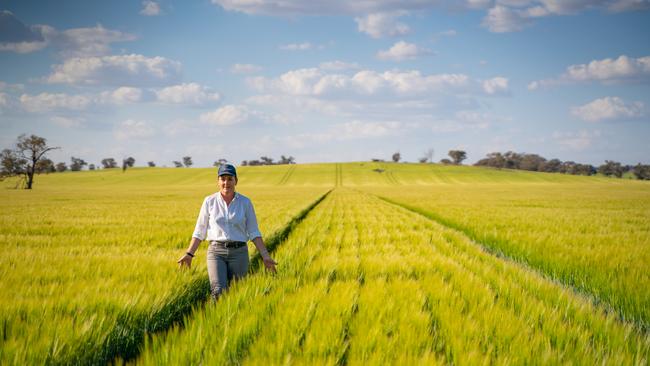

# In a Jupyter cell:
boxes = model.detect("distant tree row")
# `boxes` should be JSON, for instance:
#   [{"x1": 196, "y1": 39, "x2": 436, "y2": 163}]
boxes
[
  {"x1": 241, "y1": 155, "x2": 295, "y2": 166},
  {"x1": 474, "y1": 151, "x2": 650, "y2": 179}
]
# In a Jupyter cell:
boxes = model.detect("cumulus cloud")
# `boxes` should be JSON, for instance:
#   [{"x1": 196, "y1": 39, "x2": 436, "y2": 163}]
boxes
[
  {"x1": 482, "y1": 77, "x2": 510, "y2": 95},
  {"x1": 231, "y1": 63, "x2": 262, "y2": 74},
  {"x1": 114, "y1": 119, "x2": 156, "y2": 140},
  {"x1": 355, "y1": 11, "x2": 410, "y2": 38},
  {"x1": 209, "y1": 1, "x2": 649, "y2": 33},
  {"x1": 0, "y1": 11, "x2": 49, "y2": 53},
  {"x1": 247, "y1": 68, "x2": 498, "y2": 98},
  {"x1": 319, "y1": 60, "x2": 360, "y2": 71},
  {"x1": 211, "y1": 0, "x2": 497, "y2": 15},
  {"x1": 571, "y1": 96, "x2": 645, "y2": 122},
  {"x1": 45, "y1": 54, "x2": 182, "y2": 86},
  {"x1": 20, "y1": 92, "x2": 93, "y2": 113},
  {"x1": 376, "y1": 41, "x2": 430, "y2": 61},
  {"x1": 140, "y1": 1, "x2": 162, "y2": 16},
  {"x1": 155, "y1": 83, "x2": 220, "y2": 105},
  {"x1": 0, "y1": 11, "x2": 135, "y2": 56},
  {"x1": 529, "y1": 55, "x2": 650, "y2": 89},
  {"x1": 279, "y1": 42, "x2": 312, "y2": 51},
  {"x1": 200, "y1": 105, "x2": 249, "y2": 125}
]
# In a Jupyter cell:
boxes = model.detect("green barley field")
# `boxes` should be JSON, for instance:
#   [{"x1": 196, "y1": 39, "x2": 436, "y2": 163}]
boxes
[{"x1": 1, "y1": 163, "x2": 649, "y2": 365}]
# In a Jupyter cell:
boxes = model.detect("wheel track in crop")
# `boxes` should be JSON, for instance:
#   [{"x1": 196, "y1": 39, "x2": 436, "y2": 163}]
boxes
[
  {"x1": 277, "y1": 165, "x2": 296, "y2": 185},
  {"x1": 374, "y1": 194, "x2": 650, "y2": 336},
  {"x1": 62, "y1": 189, "x2": 333, "y2": 366}
]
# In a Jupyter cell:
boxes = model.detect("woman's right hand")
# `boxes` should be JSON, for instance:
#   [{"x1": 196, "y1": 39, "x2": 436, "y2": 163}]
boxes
[{"x1": 177, "y1": 254, "x2": 193, "y2": 269}]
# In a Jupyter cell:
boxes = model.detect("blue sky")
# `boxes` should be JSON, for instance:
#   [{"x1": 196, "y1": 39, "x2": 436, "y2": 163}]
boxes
[{"x1": 1, "y1": 0, "x2": 649, "y2": 167}]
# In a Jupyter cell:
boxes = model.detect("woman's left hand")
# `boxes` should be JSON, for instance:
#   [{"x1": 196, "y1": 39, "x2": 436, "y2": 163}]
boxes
[{"x1": 262, "y1": 257, "x2": 277, "y2": 273}]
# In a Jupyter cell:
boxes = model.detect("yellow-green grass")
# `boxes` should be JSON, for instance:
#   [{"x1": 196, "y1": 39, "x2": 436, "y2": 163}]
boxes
[
  {"x1": 136, "y1": 189, "x2": 649, "y2": 365},
  {"x1": 363, "y1": 180, "x2": 650, "y2": 330},
  {"x1": 0, "y1": 167, "x2": 329, "y2": 364}
]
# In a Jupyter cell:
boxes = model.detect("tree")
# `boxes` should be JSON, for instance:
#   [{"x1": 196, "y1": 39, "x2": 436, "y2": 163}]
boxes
[
  {"x1": 392, "y1": 152, "x2": 401, "y2": 163},
  {"x1": 598, "y1": 160, "x2": 624, "y2": 178},
  {"x1": 173, "y1": 161, "x2": 183, "y2": 168},
  {"x1": 101, "y1": 158, "x2": 117, "y2": 169},
  {"x1": 0, "y1": 134, "x2": 60, "y2": 189},
  {"x1": 124, "y1": 157, "x2": 135, "y2": 167},
  {"x1": 70, "y1": 156, "x2": 88, "y2": 171},
  {"x1": 419, "y1": 148, "x2": 434, "y2": 163},
  {"x1": 35, "y1": 158, "x2": 55, "y2": 174},
  {"x1": 440, "y1": 158, "x2": 452, "y2": 165},
  {"x1": 260, "y1": 156, "x2": 274, "y2": 165},
  {"x1": 147, "y1": 161, "x2": 156, "y2": 167},
  {"x1": 55, "y1": 162, "x2": 67, "y2": 172},
  {"x1": 279, "y1": 155, "x2": 295, "y2": 164},
  {"x1": 88, "y1": 164, "x2": 96, "y2": 170},
  {"x1": 448, "y1": 150, "x2": 467, "y2": 165},
  {"x1": 122, "y1": 157, "x2": 135, "y2": 172},
  {"x1": 241, "y1": 160, "x2": 248, "y2": 166},
  {"x1": 632, "y1": 164, "x2": 650, "y2": 180},
  {"x1": 183, "y1": 156, "x2": 193, "y2": 168}
]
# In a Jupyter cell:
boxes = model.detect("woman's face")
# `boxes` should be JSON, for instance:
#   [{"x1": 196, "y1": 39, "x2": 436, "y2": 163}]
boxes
[{"x1": 218, "y1": 175, "x2": 237, "y2": 195}]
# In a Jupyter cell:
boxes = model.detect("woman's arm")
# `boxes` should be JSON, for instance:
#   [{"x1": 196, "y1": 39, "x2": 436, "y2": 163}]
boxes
[
  {"x1": 252, "y1": 236, "x2": 277, "y2": 273},
  {"x1": 177, "y1": 237, "x2": 202, "y2": 269}
]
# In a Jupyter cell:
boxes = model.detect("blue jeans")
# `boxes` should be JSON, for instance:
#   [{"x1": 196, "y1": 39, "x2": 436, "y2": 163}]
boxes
[{"x1": 206, "y1": 242, "x2": 249, "y2": 300}]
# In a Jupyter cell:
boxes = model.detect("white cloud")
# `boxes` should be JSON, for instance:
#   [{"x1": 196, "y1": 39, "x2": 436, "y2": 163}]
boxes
[
  {"x1": 0, "y1": 12, "x2": 135, "y2": 56},
  {"x1": 482, "y1": 5, "x2": 530, "y2": 32},
  {"x1": 20, "y1": 92, "x2": 93, "y2": 112},
  {"x1": 100, "y1": 87, "x2": 143, "y2": 104},
  {"x1": 46, "y1": 54, "x2": 182, "y2": 86},
  {"x1": 0, "y1": 92, "x2": 7, "y2": 107},
  {"x1": 552, "y1": 129, "x2": 601, "y2": 150},
  {"x1": 279, "y1": 42, "x2": 312, "y2": 51},
  {"x1": 355, "y1": 11, "x2": 410, "y2": 38},
  {"x1": 249, "y1": 68, "x2": 477, "y2": 97},
  {"x1": 376, "y1": 41, "x2": 430, "y2": 61},
  {"x1": 571, "y1": 96, "x2": 645, "y2": 122},
  {"x1": 319, "y1": 60, "x2": 360, "y2": 71},
  {"x1": 140, "y1": 1, "x2": 162, "y2": 16},
  {"x1": 50, "y1": 116, "x2": 85, "y2": 128},
  {"x1": 482, "y1": 77, "x2": 510, "y2": 95},
  {"x1": 200, "y1": 105, "x2": 249, "y2": 125},
  {"x1": 230, "y1": 63, "x2": 262, "y2": 74},
  {"x1": 530, "y1": 55, "x2": 650, "y2": 89},
  {"x1": 114, "y1": 119, "x2": 155, "y2": 140},
  {"x1": 51, "y1": 25, "x2": 136, "y2": 58},
  {"x1": 155, "y1": 83, "x2": 220, "y2": 105}
]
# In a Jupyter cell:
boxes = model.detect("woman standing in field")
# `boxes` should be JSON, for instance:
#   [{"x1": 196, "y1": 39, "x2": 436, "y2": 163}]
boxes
[{"x1": 177, "y1": 164, "x2": 277, "y2": 300}]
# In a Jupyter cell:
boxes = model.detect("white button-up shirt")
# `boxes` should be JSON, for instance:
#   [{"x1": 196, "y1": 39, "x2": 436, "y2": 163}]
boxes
[{"x1": 192, "y1": 192, "x2": 262, "y2": 242}]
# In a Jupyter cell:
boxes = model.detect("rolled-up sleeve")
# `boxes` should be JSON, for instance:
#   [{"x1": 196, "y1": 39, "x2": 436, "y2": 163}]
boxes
[
  {"x1": 245, "y1": 200, "x2": 262, "y2": 241},
  {"x1": 192, "y1": 198, "x2": 209, "y2": 241}
]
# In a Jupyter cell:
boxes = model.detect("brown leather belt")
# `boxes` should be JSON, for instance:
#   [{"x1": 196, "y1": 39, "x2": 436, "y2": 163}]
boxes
[{"x1": 211, "y1": 240, "x2": 247, "y2": 248}]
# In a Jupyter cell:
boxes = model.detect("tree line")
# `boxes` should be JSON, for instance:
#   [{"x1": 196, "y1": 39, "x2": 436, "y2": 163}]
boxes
[{"x1": 473, "y1": 151, "x2": 650, "y2": 179}]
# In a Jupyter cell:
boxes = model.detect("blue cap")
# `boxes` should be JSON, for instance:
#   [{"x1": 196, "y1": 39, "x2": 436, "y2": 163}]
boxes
[{"x1": 218, "y1": 163, "x2": 237, "y2": 177}]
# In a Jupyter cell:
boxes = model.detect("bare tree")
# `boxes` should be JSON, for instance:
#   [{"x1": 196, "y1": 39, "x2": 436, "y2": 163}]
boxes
[
  {"x1": 182, "y1": 156, "x2": 193, "y2": 167},
  {"x1": 448, "y1": 150, "x2": 467, "y2": 165},
  {"x1": 1, "y1": 134, "x2": 60, "y2": 189}
]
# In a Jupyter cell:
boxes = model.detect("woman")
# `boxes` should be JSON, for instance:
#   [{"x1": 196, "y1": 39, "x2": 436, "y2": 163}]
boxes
[{"x1": 177, "y1": 164, "x2": 277, "y2": 300}]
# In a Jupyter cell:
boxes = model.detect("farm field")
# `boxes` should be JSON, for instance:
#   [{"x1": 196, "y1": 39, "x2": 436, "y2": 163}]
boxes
[
  {"x1": 0, "y1": 167, "x2": 329, "y2": 364},
  {"x1": 1, "y1": 163, "x2": 649, "y2": 364},
  {"x1": 137, "y1": 188, "x2": 649, "y2": 364}
]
